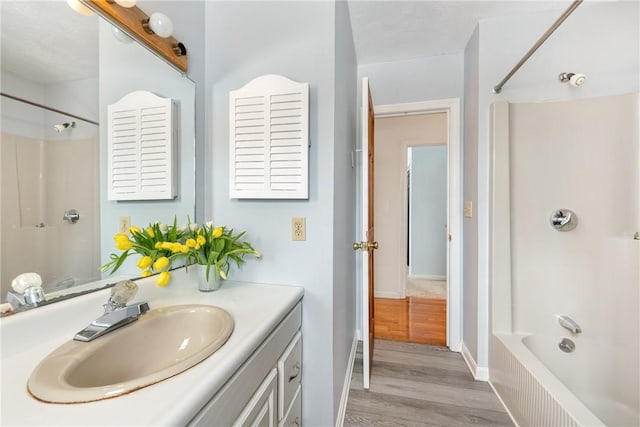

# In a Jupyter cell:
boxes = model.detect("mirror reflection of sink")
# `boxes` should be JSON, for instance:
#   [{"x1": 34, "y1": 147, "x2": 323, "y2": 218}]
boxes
[{"x1": 27, "y1": 304, "x2": 234, "y2": 403}]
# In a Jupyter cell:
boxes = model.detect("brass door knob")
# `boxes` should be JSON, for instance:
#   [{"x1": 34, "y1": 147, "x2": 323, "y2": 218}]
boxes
[{"x1": 353, "y1": 241, "x2": 379, "y2": 251}]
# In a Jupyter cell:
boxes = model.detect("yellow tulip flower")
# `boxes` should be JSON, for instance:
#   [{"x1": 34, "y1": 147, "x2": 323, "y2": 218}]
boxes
[
  {"x1": 212, "y1": 227, "x2": 223, "y2": 238},
  {"x1": 140, "y1": 270, "x2": 152, "y2": 277},
  {"x1": 155, "y1": 242, "x2": 163, "y2": 249},
  {"x1": 115, "y1": 238, "x2": 133, "y2": 251},
  {"x1": 160, "y1": 242, "x2": 173, "y2": 250},
  {"x1": 156, "y1": 271, "x2": 170, "y2": 287},
  {"x1": 137, "y1": 256, "x2": 153, "y2": 270},
  {"x1": 186, "y1": 238, "x2": 197, "y2": 248},
  {"x1": 197, "y1": 235, "x2": 206, "y2": 245},
  {"x1": 146, "y1": 227, "x2": 155, "y2": 238},
  {"x1": 114, "y1": 233, "x2": 129, "y2": 242},
  {"x1": 128, "y1": 226, "x2": 142, "y2": 235},
  {"x1": 153, "y1": 256, "x2": 169, "y2": 271}
]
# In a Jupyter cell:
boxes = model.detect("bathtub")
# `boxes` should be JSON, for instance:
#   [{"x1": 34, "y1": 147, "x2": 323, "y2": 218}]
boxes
[{"x1": 491, "y1": 333, "x2": 640, "y2": 427}]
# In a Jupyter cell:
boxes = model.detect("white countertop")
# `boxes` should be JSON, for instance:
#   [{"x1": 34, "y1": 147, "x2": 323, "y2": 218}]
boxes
[{"x1": 0, "y1": 268, "x2": 303, "y2": 426}]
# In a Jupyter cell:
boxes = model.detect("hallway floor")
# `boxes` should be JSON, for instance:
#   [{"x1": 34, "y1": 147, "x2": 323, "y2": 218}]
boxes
[
  {"x1": 344, "y1": 340, "x2": 513, "y2": 427},
  {"x1": 374, "y1": 297, "x2": 446, "y2": 345}
]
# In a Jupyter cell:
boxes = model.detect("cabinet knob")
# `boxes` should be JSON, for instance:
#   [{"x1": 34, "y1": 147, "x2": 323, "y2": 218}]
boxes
[{"x1": 288, "y1": 362, "x2": 300, "y2": 382}]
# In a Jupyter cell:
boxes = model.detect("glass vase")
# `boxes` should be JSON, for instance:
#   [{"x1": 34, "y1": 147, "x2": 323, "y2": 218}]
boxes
[{"x1": 195, "y1": 264, "x2": 221, "y2": 292}]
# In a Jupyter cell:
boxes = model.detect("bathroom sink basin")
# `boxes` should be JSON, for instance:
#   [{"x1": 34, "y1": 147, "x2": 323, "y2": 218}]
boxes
[{"x1": 27, "y1": 304, "x2": 234, "y2": 403}]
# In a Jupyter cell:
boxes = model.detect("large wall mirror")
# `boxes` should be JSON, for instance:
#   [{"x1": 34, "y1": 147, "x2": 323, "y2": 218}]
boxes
[{"x1": 0, "y1": 1, "x2": 195, "y2": 308}]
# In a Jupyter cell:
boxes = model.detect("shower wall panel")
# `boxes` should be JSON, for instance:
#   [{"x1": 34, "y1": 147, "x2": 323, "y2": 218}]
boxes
[
  {"x1": 508, "y1": 93, "x2": 639, "y2": 412},
  {"x1": 1, "y1": 132, "x2": 100, "y2": 296}
]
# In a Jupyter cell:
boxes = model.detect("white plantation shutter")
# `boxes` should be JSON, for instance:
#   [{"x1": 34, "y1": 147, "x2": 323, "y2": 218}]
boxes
[
  {"x1": 107, "y1": 91, "x2": 177, "y2": 201},
  {"x1": 230, "y1": 75, "x2": 309, "y2": 199}
]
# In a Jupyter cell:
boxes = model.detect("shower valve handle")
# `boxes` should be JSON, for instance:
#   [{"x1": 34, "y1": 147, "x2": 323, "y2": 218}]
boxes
[
  {"x1": 550, "y1": 209, "x2": 578, "y2": 232},
  {"x1": 63, "y1": 209, "x2": 80, "y2": 224}
]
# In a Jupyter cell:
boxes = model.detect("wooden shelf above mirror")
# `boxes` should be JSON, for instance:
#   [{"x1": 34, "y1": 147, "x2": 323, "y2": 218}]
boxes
[{"x1": 80, "y1": 0, "x2": 187, "y2": 73}]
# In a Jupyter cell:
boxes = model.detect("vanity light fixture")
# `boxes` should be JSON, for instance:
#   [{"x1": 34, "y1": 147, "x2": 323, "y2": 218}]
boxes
[
  {"x1": 66, "y1": 0, "x2": 94, "y2": 16},
  {"x1": 79, "y1": 0, "x2": 188, "y2": 73},
  {"x1": 112, "y1": 26, "x2": 134, "y2": 44},
  {"x1": 142, "y1": 12, "x2": 173, "y2": 38},
  {"x1": 114, "y1": 0, "x2": 137, "y2": 8}
]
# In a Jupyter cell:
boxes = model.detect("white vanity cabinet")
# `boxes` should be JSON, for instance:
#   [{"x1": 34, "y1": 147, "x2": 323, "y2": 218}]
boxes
[
  {"x1": 1, "y1": 273, "x2": 304, "y2": 427},
  {"x1": 189, "y1": 303, "x2": 302, "y2": 427}
]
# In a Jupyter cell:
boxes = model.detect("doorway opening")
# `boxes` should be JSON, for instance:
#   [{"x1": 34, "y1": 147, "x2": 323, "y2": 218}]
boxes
[
  {"x1": 360, "y1": 98, "x2": 462, "y2": 352},
  {"x1": 355, "y1": 89, "x2": 462, "y2": 389},
  {"x1": 373, "y1": 113, "x2": 448, "y2": 345}
]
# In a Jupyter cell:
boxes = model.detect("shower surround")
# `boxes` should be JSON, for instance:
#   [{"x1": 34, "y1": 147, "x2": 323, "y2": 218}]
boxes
[
  {"x1": 1, "y1": 131, "x2": 100, "y2": 296},
  {"x1": 490, "y1": 93, "x2": 639, "y2": 426}
]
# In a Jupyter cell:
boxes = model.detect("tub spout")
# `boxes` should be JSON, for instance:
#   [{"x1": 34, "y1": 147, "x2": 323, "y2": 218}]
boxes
[{"x1": 558, "y1": 315, "x2": 582, "y2": 334}]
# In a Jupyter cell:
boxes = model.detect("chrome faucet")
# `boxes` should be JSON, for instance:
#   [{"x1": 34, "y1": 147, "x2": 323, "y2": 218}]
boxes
[
  {"x1": 74, "y1": 280, "x2": 149, "y2": 342},
  {"x1": 558, "y1": 315, "x2": 582, "y2": 334}
]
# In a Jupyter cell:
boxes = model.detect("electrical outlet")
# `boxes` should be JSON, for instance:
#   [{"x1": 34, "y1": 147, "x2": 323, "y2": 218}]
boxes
[
  {"x1": 291, "y1": 217, "x2": 306, "y2": 241},
  {"x1": 119, "y1": 216, "x2": 131, "y2": 233}
]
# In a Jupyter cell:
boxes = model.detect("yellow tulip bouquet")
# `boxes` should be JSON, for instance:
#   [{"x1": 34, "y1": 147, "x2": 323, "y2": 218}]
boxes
[
  {"x1": 102, "y1": 218, "x2": 260, "y2": 287},
  {"x1": 101, "y1": 218, "x2": 189, "y2": 286},
  {"x1": 183, "y1": 221, "x2": 260, "y2": 282}
]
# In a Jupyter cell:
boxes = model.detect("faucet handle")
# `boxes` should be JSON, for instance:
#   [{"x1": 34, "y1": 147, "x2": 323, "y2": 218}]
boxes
[
  {"x1": 105, "y1": 280, "x2": 138, "y2": 312},
  {"x1": 558, "y1": 315, "x2": 582, "y2": 334}
]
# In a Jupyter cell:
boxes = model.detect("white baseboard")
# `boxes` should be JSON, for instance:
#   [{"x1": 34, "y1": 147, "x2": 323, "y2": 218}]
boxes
[
  {"x1": 335, "y1": 333, "x2": 358, "y2": 427},
  {"x1": 461, "y1": 342, "x2": 489, "y2": 382},
  {"x1": 374, "y1": 291, "x2": 404, "y2": 299},
  {"x1": 408, "y1": 274, "x2": 446, "y2": 281},
  {"x1": 488, "y1": 379, "x2": 520, "y2": 427}
]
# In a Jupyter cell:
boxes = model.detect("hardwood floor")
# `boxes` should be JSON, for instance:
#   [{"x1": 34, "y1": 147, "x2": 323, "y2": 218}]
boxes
[
  {"x1": 344, "y1": 340, "x2": 513, "y2": 427},
  {"x1": 374, "y1": 297, "x2": 446, "y2": 346}
]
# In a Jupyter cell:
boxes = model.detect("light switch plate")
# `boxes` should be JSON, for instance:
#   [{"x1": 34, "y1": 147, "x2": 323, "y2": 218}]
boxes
[
  {"x1": 464, "y1": 201, "x2": 473, "y2": 218},
  {"x1": 119, "y1": 216, "x2": 131, "y2": 233}
]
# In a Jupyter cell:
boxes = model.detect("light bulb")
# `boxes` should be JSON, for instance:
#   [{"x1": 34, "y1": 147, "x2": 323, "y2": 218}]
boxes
[
  {"x1": 114, "y1": 0, "x2": 137, "y2": 7},
  {"x1": 148, "y1": 12, "x2": 173, "y2": 38},
  {"x1": 66, "y1": 0, "x2": 94, "y2": 16},
  {"x1": 112, "y1": 26, "x2": 133, "y2": 44}
]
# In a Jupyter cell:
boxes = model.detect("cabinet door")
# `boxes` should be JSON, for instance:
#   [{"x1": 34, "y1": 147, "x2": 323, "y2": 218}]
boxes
[
  {"x1": 279, "y1": 385, "x2": 301, "y2": 427},
  {"x1": 233, "y1": 369, "x2": 278, "y2": 427},
  {"x1": 278, "y1": 332, "x2": 302, "y2": 420}
]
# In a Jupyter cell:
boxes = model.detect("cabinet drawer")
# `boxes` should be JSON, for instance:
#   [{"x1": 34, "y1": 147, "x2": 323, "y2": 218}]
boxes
[
  {"x1": 277, "y1": 332, "x2": 302, "y2": 420},
  {"x1": 233, "y1": 368, "x2": 277, "y2": 427},
  {"x1": 279, "y1": 385, "x2": 301, "y2": 427}
]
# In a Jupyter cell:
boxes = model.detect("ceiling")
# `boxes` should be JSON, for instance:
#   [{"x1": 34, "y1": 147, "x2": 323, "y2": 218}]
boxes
[
  {"x1": 1, "y1": 1, "x2": 571, "y2": 85},
  {"x1": 1, "y1": 1, "x2": 98, "y2": 85},
  {"x1": 348, "y1": 1, "x2": 569, "y2": 64}
]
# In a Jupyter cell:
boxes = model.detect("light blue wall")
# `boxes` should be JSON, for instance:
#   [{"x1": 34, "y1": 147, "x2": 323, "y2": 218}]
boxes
[
  {"x1": 463, "y1": 25, "x2": 479, "y2": 363},
  {"x1": 332, "y1": 0, "x2": 358, "y2": 417},
  {"x1": 204, "y1": 2, "x2": 355, "y2": 425},
  {"x1": 409, "y1": 146, "x2": 447, "y2": 277},
  {"x1": 98, "y1": 18, "x2": 196, "y2": 275}
]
